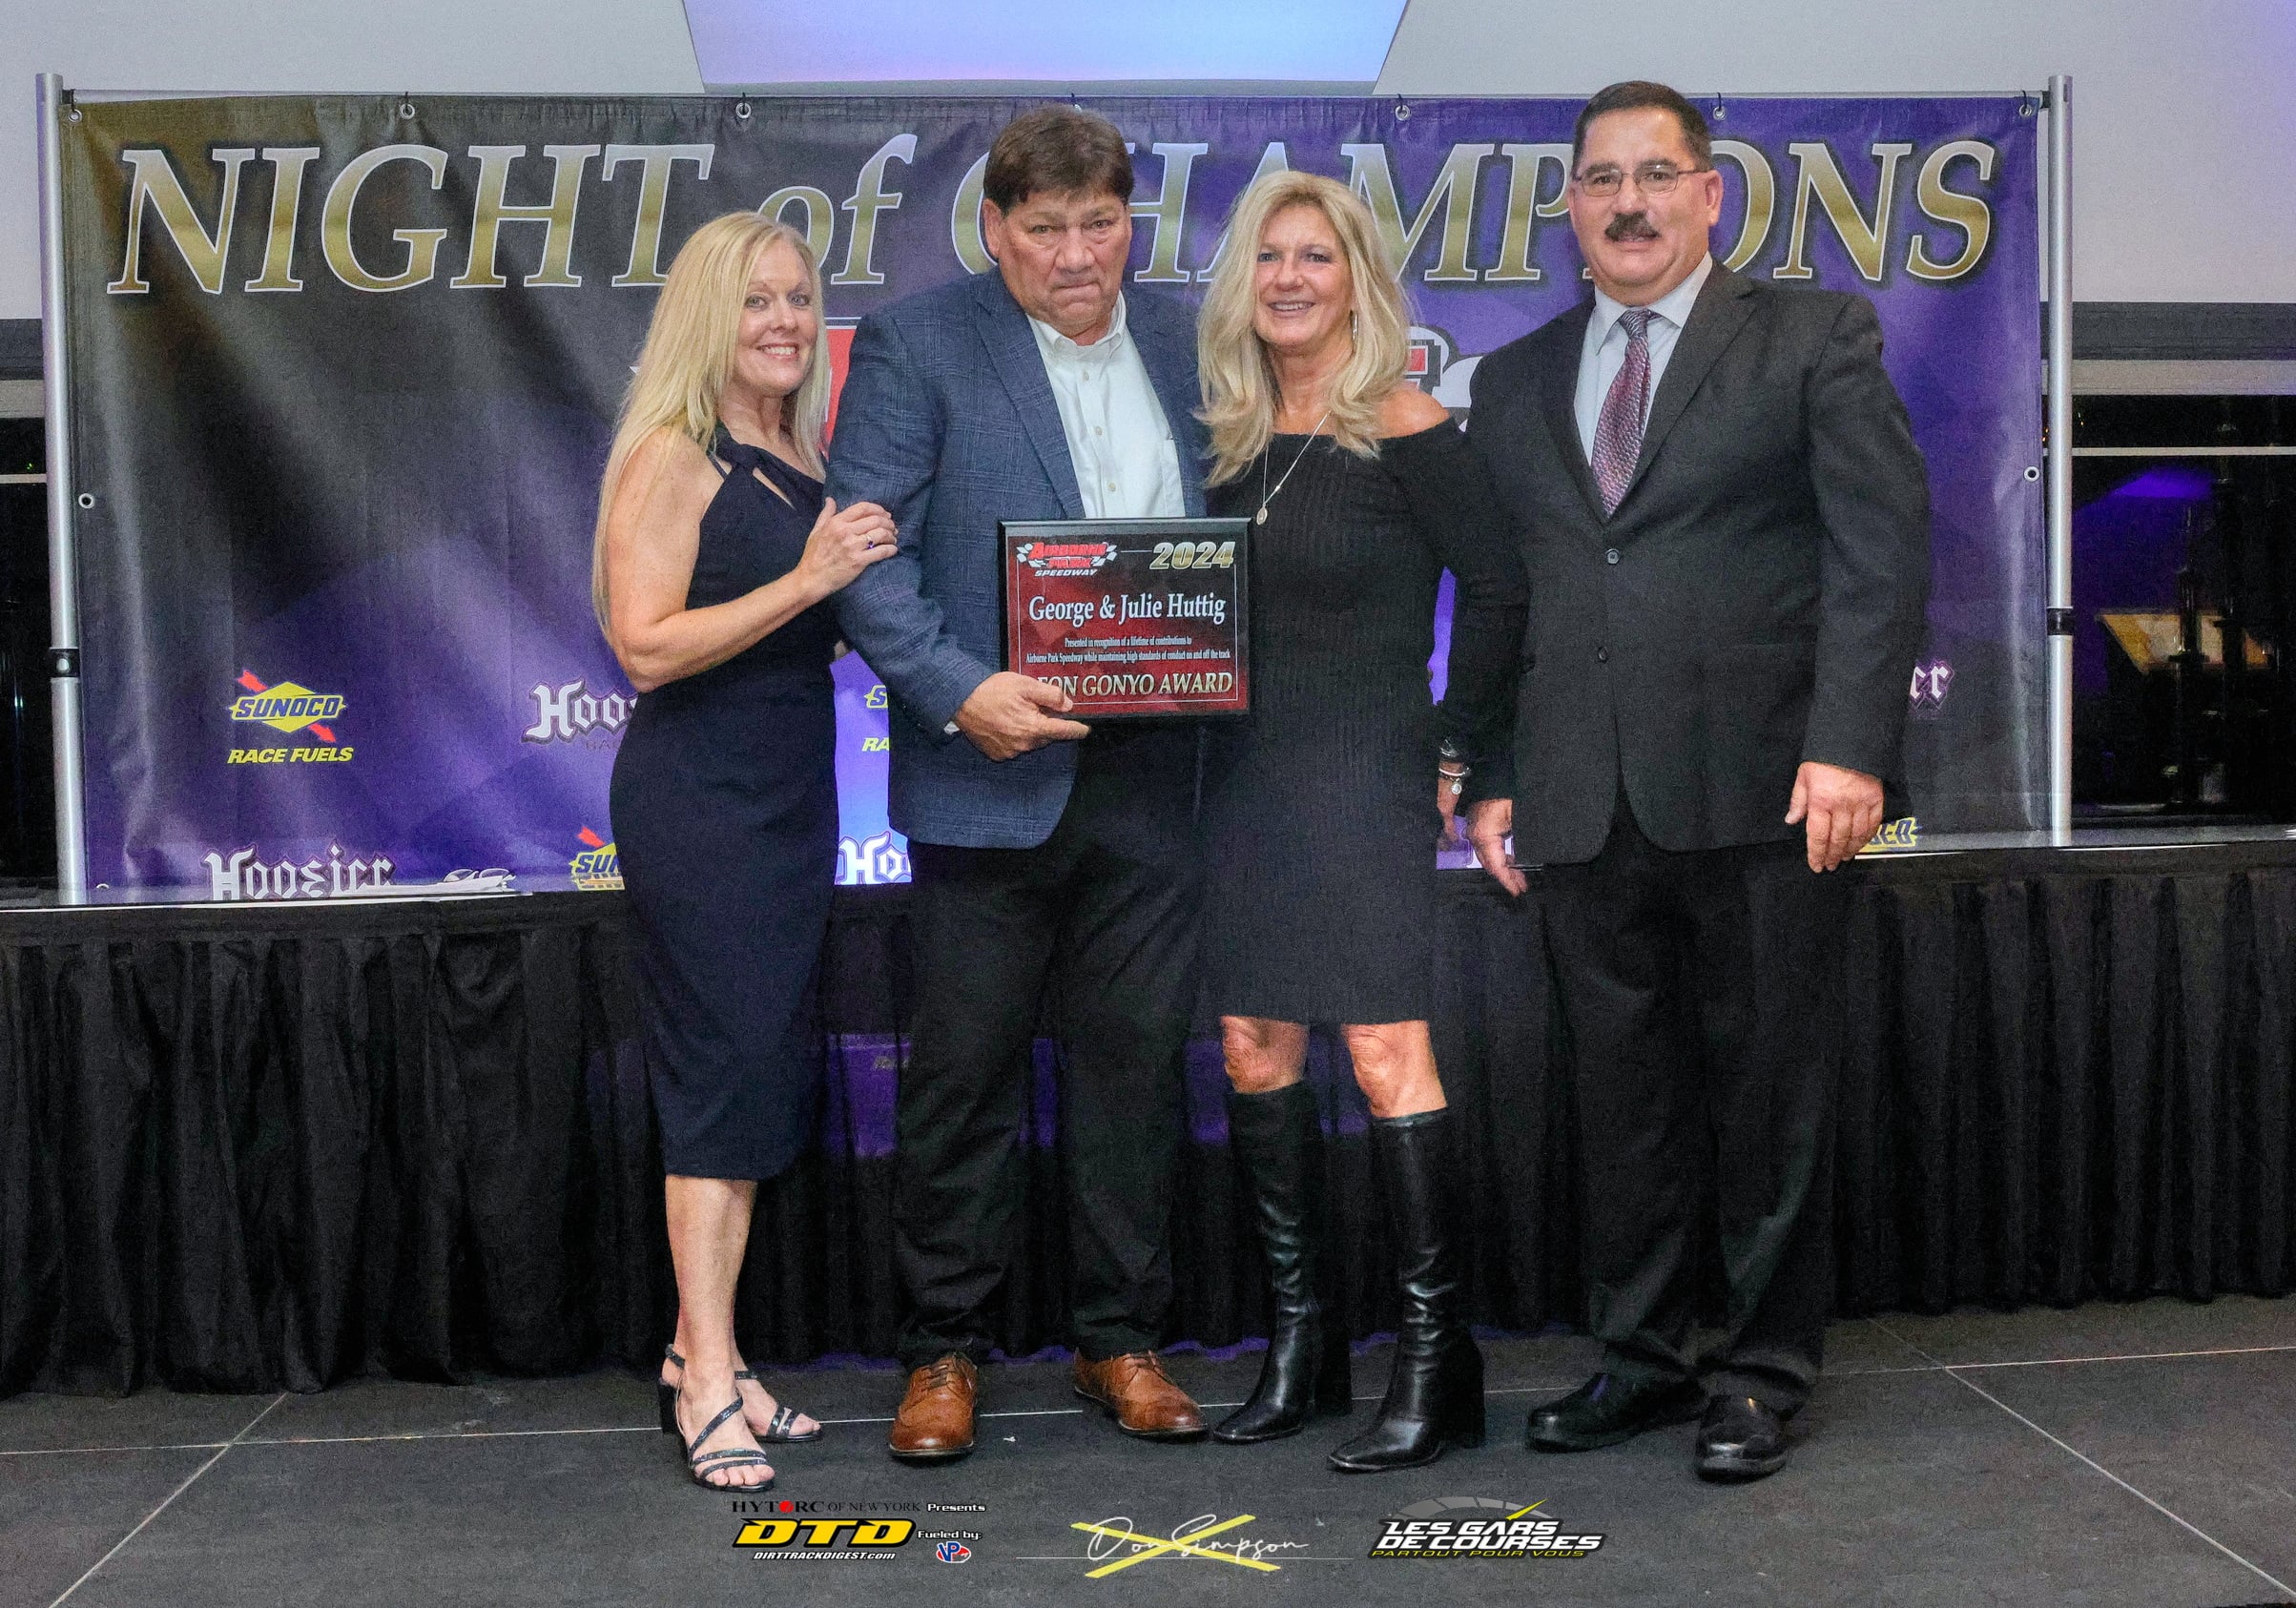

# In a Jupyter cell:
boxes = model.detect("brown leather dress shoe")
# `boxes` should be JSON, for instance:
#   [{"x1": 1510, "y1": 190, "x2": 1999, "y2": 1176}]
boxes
[
  {"x1": 1073, "y1": 1351, "x2": 1207, "y2": 1440},
  {"x1": 888, "y1": 1353, "x2": 978, "y2": 1463}
]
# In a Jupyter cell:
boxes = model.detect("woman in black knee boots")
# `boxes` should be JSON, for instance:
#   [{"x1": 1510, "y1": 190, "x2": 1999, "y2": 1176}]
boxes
[
  {"x1": 1211, "y1": 1023, "x2": 1484, "y2": 1472},
  {"x1": 1189, "y1": 169, "x2": 1511, "y2": 1473}
]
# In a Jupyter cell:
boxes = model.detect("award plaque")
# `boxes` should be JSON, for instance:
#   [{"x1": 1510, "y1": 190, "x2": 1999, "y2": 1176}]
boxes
[{"x1": 1000, "y1": 517, "x2": 1251, "y2": 720}]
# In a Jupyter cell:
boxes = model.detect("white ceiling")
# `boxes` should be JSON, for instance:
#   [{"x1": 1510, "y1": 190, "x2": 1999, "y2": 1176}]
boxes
[{"x1": 680, "y1": 0, "x2": 1409, "y2": 86}]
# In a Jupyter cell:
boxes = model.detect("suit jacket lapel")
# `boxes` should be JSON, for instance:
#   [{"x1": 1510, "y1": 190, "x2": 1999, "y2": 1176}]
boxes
[
  {"x1": 1127, "y1": 295, "x2": 1207, "y2": 516},
  {"x1": 1623, "y1": 265, "x2": 1757, "y2": 501},
  {"x1": 973, "y1": 274, "x2": 1086, "y2": 521},
  {"x1": 1536, "y1": 300, "x2": 1603, "y2": 520}
]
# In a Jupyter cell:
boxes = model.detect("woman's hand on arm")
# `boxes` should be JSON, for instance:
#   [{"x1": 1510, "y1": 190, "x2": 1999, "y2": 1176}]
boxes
[
  {"x1": 604, "y1": 430, "x2": 895, "y2": 692},
  {"x1": 794, "y1": 496, "x2": 900, "y2": 598}
]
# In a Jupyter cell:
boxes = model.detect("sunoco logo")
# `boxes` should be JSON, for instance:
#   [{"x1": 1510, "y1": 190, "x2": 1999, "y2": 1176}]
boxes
[
  {"x1": 1867, "y1": 815, "x2": 1920, "y2": 852},
  {"x1": 526, "y1": 678, "x2": 631, "y2": 745},
  {"x1": 569, "y1": 827, "x2": 622, "y2": 890},
  {"x1": 229, "y1": 670, "x2": 353, "y2": 764},
  {"x1": 1014, "y1": 541, "x2": 1117, "y2": 577},
  {"x1": 231, "y1": 671, "x2": 345, "y2": 733}
]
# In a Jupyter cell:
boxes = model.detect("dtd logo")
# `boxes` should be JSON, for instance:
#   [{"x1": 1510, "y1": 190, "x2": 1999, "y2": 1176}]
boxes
[
  {"x1": 734, "y1": 1517, "x2": 914, "y2": 1551},
  {"x1": 527, "y1": 679, "x2": 631, "y2": 745}
]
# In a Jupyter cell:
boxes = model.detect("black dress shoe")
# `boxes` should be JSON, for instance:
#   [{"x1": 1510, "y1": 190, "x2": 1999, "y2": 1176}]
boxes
[
  {"x1": 1695, "y1": 1395, "x2": 1788, "y2": 1481},
  {"x1": 1525, "y1": 1372, "x2": 1705, "y2": 1452}
]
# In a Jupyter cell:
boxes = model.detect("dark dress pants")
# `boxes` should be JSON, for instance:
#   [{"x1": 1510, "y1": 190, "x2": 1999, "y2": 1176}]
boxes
[
  {"x1": 895, "y1": 727, "x2": 1201, "y2": 1369},
  {"x1": 1541, "y1": 794, "x2": 1850, "y2": 1414}
]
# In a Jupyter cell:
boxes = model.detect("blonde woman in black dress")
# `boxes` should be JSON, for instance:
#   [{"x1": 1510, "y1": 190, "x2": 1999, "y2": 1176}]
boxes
[
  {"x1": 596, "y1": 214, "x2": 897, "y2": 1489},
  {"x1": 1195, "y1": 172, "x2": 1525, "y2": 1473}
]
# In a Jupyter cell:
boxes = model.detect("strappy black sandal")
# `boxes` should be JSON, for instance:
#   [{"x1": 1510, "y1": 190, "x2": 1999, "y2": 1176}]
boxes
[
  {"x1": 659, "y1": 1346, "x2": 825, "y2": 1443},
  {"x1": 677, "y1": 1387, "x2": 776, "y2": 1492}
]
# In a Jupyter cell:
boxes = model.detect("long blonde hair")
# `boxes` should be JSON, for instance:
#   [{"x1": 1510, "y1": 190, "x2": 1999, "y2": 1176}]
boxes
[
  {"x1": 1197, "y1": 172, "x2": 1411, "y2": 486},
  {"x1": 590, "y1": 213, "x2": 832, "y2": 631}
]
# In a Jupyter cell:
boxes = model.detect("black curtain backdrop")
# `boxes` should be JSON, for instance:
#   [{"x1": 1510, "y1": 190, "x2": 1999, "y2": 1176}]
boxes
[{"x1": 4, "y1": 847, "x2": 2294, "y2": 1398}]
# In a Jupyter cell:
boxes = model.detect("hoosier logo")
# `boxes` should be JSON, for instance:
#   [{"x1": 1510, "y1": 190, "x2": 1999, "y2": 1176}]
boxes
[
  {"x1": 203, "y1": 843, "x2": 395, "y2": 900},
  {"x1": 526, "y1": 677, "x2": 631, "y2": 745}
]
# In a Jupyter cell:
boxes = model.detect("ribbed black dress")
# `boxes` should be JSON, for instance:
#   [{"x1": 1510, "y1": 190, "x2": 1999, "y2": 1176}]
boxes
[{"x1": 1200, "y1": 422, "x2": 1525, "y2": 1024}]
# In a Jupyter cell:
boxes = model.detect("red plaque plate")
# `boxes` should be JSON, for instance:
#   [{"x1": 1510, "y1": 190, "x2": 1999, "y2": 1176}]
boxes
[{"x1": 1000, "y1": 518, "x2": 1251, "y2": 720}]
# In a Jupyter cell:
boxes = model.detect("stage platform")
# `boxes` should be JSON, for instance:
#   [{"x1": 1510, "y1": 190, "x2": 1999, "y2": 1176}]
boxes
[
  {"x1": 5, "y1": 834, "x2": 2296, "y2": 1398},
  {"x1": 6, "y1": 1295, "x2": 2294, "y2": 1607}
]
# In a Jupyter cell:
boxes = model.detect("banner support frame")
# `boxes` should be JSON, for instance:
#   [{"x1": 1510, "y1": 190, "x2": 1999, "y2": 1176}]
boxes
[
  {"x1": 2044, "y1": 72, "x2": 2075, "y2": 844},
  {"x1": 36, "y1": 72, "x2": 91, "y2": 905}
]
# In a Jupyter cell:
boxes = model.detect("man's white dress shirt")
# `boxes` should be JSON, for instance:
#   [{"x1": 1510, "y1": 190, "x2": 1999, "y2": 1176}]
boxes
[
  {"x1": 1573, "y1": 253, "x2": 1715, "y2": 462},
  {"x1": 1028, "y1": 294, "x2": 1186, "y2": 520},
  {"x1": 944, "y1": 295, "x2": 1185, "y2": 732}
]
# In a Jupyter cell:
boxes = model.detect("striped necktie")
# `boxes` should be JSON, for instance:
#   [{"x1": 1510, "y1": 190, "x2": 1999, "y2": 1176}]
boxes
[{"x1": 1590, "y1": 307, "x2": 1655, "y2": 516}]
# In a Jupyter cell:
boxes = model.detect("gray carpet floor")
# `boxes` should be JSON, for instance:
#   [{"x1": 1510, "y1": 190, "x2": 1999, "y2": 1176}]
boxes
[{"x1": 7, "y1": 1297, "x2": 2296, "y2": 1608}]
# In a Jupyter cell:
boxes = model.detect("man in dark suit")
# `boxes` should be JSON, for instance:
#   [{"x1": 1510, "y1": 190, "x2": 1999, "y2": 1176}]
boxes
[
  {"x1": 1457, "y1": 80, "x2": 1931, "y2": 1480},
  {"x1": 828, "y1": 106, "x2": 1211, "y2": 1462}
]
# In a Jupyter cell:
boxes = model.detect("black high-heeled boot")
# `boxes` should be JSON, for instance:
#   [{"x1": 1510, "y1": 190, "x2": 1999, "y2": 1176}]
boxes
[
  {"x1": 1213, "y1": 1082, "x2": 1354, "y2": 1444},
  {"x1": 1328, "y1": 1107, "x2": 1484, "y2": 1473}
]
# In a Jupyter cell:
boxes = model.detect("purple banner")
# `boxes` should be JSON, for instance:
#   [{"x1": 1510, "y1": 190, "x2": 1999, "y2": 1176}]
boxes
[{"x1": 60, "y1": 93, "x2": 2039, "y2": 898}]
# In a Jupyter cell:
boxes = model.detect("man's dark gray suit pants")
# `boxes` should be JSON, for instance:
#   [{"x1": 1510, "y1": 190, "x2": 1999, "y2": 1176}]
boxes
[
  {"x1": 1541, "y1": 790, "x2": 1850, "y2": 1415},
  {"x1": 894, "y1": 725, "x2": 1200, "y2": 1371}
]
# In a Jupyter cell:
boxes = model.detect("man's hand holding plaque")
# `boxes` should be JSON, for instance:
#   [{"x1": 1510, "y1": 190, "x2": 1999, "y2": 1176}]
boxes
[{"x1": 953, "y1": 670, "x2": 1092, "y2": 759}]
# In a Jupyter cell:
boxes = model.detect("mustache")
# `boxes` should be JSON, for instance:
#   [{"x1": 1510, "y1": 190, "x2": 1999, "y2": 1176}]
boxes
[{"x1": 1605, "y1": 212, "x2": 1661, "y2": 241}]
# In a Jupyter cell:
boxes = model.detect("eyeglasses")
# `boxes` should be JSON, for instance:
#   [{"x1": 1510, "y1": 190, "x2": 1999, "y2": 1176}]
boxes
[{"x1": 1573, "y1": 161, "x2": 1712, "y2": 199}]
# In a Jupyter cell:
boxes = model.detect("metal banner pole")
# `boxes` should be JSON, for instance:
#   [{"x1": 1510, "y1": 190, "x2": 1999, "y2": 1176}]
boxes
[
  {"x1": 36, "y1": 72, "x2": 90, "y2": 903},
  {"x1": 2045, "y1": 72, "x2": 2075, "y2": 843}
]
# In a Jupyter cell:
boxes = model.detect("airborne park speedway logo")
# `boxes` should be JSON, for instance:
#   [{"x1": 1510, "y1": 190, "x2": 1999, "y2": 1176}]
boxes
[
  {"x1": 1013, "y1": 540, "x2": 1119, "y2": 577},
  {"x1": 1371, "y1": 1495, "x2": 1605, "y2": 1559}
]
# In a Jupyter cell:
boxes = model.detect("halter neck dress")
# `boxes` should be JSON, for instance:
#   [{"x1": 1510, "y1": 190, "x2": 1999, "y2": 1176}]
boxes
[{"x1": 610, "y1": 426, "x2": 841, "y2": 1180}]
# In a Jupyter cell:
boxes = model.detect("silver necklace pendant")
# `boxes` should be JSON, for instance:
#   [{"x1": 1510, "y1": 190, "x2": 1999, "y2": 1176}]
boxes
[{"x1": 1254, "y1": 406, "x2": 1333, "y2": 531}]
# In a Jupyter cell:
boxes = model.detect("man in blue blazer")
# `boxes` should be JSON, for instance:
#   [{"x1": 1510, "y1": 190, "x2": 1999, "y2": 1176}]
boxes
[{"x1": 828, "y1": 106, "x2": 1212, "y2": 1462}]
